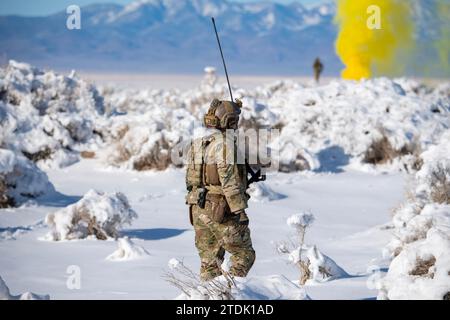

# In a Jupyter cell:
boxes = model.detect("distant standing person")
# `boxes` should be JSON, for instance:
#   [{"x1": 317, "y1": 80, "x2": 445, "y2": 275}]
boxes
[{"x1": 313, "y1": 57, "x2": 324, "y2": 83}]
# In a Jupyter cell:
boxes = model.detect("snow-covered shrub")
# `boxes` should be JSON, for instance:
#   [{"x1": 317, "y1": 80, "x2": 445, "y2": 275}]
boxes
[
  {"x1": 103, "y1": 124, "x2": 175, "y2": 171},
  {"x1": 428, "y1": 165, "x2": 450, "y2": 204},
  {"x1": 379, "y1": 131, "x2": 450, "y2": 300},
  {"x1": 98, "y1": 87, "x2": 200, "y2": 170},
  {"x1": 247, "y1": 182, "x2": 286, "y2": 202},
  {"x1": 0, "y1": 174, "x2": 10, "y2": 208},
  {"x1": 286, "y1": 212, "x2": 315, "y2": 230},
  {"x1": 80, "y1": 151, "x2": 96, "y2": 159},
  {"x1": 45, "y1": 190, "x2": 137, "y2": 241},
  {"x1": 97, "y1": 67, "x2": 232, "y2": 171},
  {"x1": 278, "y1": 212, "x2": 348, "y2": 284},
  {"x1": 276, "y1": 141, "x2": 320, "y2": 172},
  {"x1": 385, "y1": 131, "x2": 450, "y2": 256},
  {"x1": 165, "y1": 259, "x2": 309, "y2": 300},
  {"x1": 267, "y1": 78, "x2": 449, "y2": 172},
  {"x1": 165, "y1": 258, "x2": 236, "y2": 300},
  {"x1": 305, "y1": 246, "x2": 349, "y2": 282},
  {"x1": 0, "y1": 148, "x2": 54, "y2": 207},
  {"x1": 106, "y1": 237, "x2": 150, "y2": 261},
  {"x1": 379, "y1": 223, "x2": 450, "y2": 300},
  {"x1": 100, "y1": 70, "x2": 449, "y2": 172},
  {"x1": 363, "y1": 135, "x2": 412, "y2": 165},
  {"x1": 0, "y1": 60, "x2": 105, "y2": 168},
  {"x1": 4, "y1": 61, "x2": 447, "y2": 173},
  {"x1": 278, "y1": 212, "x2": 314, "y2": 284},
  {"x1": 0, "y1": 276, "x2": 49, "y2": 300}
]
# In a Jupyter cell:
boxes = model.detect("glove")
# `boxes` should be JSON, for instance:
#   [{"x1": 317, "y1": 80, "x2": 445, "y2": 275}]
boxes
[{"x1": 234, "y1": 210, "x2": 249, "y2": 226}]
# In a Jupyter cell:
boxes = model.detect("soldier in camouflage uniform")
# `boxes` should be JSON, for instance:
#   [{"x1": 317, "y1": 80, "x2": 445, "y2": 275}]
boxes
[
  {"x1": 313, "y1": 57, "x2": 324, "y2": 83},
  {"x1": 185, "y1": 98, "x2": 255, "y2": 281}
]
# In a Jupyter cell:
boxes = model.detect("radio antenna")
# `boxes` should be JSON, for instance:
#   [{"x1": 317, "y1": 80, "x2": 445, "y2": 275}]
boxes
[{"x1": 211, "y1": 17, "x2": 233, "y2": 102}]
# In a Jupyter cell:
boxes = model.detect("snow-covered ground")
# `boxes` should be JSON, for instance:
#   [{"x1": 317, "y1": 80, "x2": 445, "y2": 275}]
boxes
[
  {"x1": 1, "y1": 61, "x2": 449, "y2": 300},
  {"x1": 378, "y1": 131, "x2": 450, "y2": 300},
  {"x1": 0, "y1": 159, "x2": 404, "y2": 299}
]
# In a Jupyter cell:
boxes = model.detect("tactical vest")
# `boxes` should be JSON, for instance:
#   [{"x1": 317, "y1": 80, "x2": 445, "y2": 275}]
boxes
[
  {"x1": 185, "y1": 134, "x2": 221, "y2": 192},
  {"x1": 186, "y1": 131, "x2": 247, "y2": 201}
]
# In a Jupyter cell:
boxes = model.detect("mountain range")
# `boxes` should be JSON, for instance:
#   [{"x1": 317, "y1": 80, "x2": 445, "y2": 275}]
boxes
[{"x1": 0, "y1": 0, "x2": 445, "y2": 76}]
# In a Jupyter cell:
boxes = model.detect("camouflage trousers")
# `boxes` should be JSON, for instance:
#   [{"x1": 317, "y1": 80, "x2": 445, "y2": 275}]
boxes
[
  {"x1": 191, "y1": 205, "x2": 256, "y2": 281},
  {"x1": 314, "y1": 70, "x2": 321, "y2": 82}
]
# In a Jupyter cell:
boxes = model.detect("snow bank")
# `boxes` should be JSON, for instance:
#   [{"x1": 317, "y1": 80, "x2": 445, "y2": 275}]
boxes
[
  {"x1": 106, "y1": 237, "x2": 150, "y2": 261},
  {"x1": 378, "y1": 131, "x2": 450, "y2": 300},
  {"x1": 45, "y1": 190, "x2": 137, "y2": 241},
  {"x1": 0, "y1": 148, "x2": 54, "y2": 207},
  {"x1": 0, "y1": 60, "x2": 105, "y2": 169},
  {"x1": 176, "y1": 275, "x2": 310, "y2": 300},
  {"x1": 247, "y1": 182, "x2": 286, "y2": 202},
  {"x1": 0, "y1": 276, "x2": 49, "y2": 300}
]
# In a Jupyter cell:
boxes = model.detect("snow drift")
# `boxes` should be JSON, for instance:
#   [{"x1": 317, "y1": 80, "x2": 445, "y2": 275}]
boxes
[
  {"x1": 247, "y1": 182, "x2": 286, "y2": 202},
  {"x1": 0, "y1": 221, "x2": 44, "y2": 241},
  {"x1": 106, "y1": 237, "x2": 150, "y2": 261},
  {"x1": 0, "y1": 276, "x2": 49, "y2": 300},
  {"x1": 45, "y1": 190, "x2": 137, "y2": 241},
  {"x1": 378, "y1": 131, "x2": 450, "y2": 300}
]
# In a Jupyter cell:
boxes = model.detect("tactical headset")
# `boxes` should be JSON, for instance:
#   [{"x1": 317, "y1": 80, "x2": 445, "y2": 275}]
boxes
[{"x1": 204, "y1": 98, "x2": 242, "y2": 130}]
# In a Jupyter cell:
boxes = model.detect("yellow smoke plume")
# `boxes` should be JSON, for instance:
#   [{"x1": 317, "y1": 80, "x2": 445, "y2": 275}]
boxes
[
  {"x1": 435, "y1": 0, "x2": 449, "y2": 75},
  {"x1": 335, "y1": 0, "x2": 415, "y2": 80}
]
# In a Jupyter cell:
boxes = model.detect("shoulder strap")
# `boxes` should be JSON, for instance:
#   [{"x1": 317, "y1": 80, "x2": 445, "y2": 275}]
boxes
[{"x1": 200, "y1": 135, "x2": 215, "y2": 186}]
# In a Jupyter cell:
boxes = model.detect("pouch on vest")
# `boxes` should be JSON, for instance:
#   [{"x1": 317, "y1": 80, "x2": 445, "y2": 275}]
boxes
[
  {"x1": 205, "y1": 164, "x2": 220, "y2": 186},
  {"x1": 186, "y1": 187, "x2": 206, "y2": 205},
  {"x1": 206, "y1": 193, "x2": 231, "y2": 224},
  {"x1": 185, "y1": 139, "x2": 204, "y2": 191}
]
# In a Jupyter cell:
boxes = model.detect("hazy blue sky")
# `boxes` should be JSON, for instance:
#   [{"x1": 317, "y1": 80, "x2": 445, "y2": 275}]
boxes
[{"x1": 0, "y1": 0, "x2": 323, "y2": 16}]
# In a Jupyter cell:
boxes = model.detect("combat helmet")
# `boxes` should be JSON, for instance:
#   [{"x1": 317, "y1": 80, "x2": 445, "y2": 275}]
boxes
[{"x1": 204, "y1": 98, "x2": 242, "y2": 130}]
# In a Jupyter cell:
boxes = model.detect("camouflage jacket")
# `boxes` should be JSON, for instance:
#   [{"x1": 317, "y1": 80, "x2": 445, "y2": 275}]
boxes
[{"x1": 186, "y1": 129, "x2": 248, "y2": 213}]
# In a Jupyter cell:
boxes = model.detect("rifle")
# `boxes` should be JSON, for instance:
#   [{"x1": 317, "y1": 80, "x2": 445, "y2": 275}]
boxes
[{"x1": 246, "y1": 162, "x2": 266, "y2": 186}]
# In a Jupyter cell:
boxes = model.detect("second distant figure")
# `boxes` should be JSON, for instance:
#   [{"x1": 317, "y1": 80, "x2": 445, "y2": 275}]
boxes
[{"x1": 313, "y1": 57, "x2": 324, "y2": 83}]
